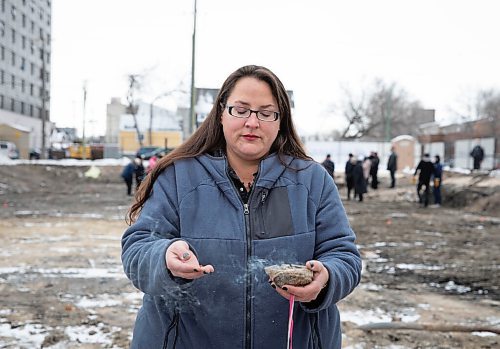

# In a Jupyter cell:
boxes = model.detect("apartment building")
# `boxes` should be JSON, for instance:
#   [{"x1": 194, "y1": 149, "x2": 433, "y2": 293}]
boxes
[{"x1": 0, "y1": 0, "x2": 52, "y2": 157}]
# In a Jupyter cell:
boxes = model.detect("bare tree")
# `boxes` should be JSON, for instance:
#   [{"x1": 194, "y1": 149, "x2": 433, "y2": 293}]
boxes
[
  {"x1": 339, "y1": 79, "x2": 423, "y2": 140},
  {"x1": 477, "y1": 89, "x2": 500, "y2": 120},
  {"x1": 126, "y1": 74, "x2": 143, "y2": 147}
]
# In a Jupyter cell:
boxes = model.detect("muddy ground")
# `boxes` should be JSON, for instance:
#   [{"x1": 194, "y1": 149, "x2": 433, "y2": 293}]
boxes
[{"x1": 0, "y1": 164, "x2": 498, "y2": 348}]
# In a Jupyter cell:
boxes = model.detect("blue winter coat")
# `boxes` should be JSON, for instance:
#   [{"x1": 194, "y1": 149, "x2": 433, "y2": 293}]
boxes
[{"x1": 121, "y1": 153, "x2": 362, "y2": 349}]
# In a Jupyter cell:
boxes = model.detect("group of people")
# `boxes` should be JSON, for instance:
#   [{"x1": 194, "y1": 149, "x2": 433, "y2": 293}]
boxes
[
  {"x1": 342, "y1": 152, "x2": 381, "y2": 202},
  {"x1": 322, "y1": 149, "x2": 391, "y2": 203},
  {"x1": 121, "y1": 153, "x2": 165, "y2": 196},
  {"x1": 413, "y1": 153, "x2": 443, "y2": 207},
  {"x1": 120, "y1": 156, "x2": 145, "y2": 196}
]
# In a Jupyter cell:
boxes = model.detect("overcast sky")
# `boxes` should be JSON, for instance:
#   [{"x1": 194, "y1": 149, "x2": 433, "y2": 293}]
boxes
[{"x1": 50, "y1": 0, "x2": 500, "y2": 137}]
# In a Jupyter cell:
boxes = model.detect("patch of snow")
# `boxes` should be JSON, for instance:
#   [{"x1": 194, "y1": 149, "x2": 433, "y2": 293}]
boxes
[
  {"x1": 76, "y1": 294, "x2": 122, "y2": 309},
  {"x1": 396, "y1": 263, "x2": 445, "y2": 271},
  {"x1": 340, "y1": 308, "x2": 392, "y2": 325},
  {"x1": 0, "y1": 322, "x2": 50, "y2": 348}
]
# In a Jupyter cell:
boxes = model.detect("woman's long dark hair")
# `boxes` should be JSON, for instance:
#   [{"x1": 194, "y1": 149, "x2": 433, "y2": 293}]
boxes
[{"x1": 127, "y1": 65, "x2": 310, "y2": 224}]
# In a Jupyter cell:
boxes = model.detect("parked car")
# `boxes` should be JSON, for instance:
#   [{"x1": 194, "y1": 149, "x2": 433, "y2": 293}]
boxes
[
  {"x1": 29, "y1": 148, "x2": 41, "y2": 160},
  {"x1": 140, "y1": 147, "x2": 174, "y2": 160},
  {"x1": 0, "y1": 141, "x2": 20, "y2": 159},
  {"x1": 135, "y1": 146, "x2": 160, "y2": 160}
]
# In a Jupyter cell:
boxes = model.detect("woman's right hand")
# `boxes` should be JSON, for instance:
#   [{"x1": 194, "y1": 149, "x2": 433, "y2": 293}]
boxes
[{"x1": 166, "y1": 240, "x2": 214, "y2": 279}]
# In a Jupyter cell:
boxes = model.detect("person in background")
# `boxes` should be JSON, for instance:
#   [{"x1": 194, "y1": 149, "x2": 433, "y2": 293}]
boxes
[
  {"x1": 362, "y1": 155, "x2": 372, "y2": 187},
  {"x1": 432, "y1": 154, "x2": 443, "y2": 207},
  {"x1": 321, "y1": 153, "x2": 335, "y2": 179},
  {"x1": 353, "y1": 155, "x2": 367, "y2": 202},
  {"x1": 414, "y1": 153, "x2": 435, "y2": 208},
  {"x1": 470, "y1": 142, "x2": 484, "y2": 171},
  {"x1": 133, "y1": 156, "x2": 145, "y2": 189},
  {"x1": 387, "y1": 146, "x2": 398, "y2": 188},
  {"x1": 121, "y1": 65, "x2": 361, "y2": 349},
  {"x1": 369, "y1": 151, "x2": 379, "y2": 189},
  {"x1": 121, "y1": 160, "x2": 135, "y2": 196},
  {"x1": 345, "y1": 153, "x2": 355, "y2": 200},
  {"x1": 147, "y1": 154, "x2": 158, "y2": 173}
]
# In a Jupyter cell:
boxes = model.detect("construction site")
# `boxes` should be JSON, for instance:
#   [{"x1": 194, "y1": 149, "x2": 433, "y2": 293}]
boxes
[{"x1": 0, "y1": 163, "x2": 498, "y2": 348}]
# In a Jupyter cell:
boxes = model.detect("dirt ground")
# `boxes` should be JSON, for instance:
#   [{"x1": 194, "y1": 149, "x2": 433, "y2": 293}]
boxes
[{"x1": 0, "y1": 164, "x2": 498, "y2": 348}]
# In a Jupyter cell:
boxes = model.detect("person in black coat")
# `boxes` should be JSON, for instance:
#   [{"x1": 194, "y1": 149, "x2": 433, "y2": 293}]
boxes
[
  {"x1": 414, "y1": 153, "x2": 435, "y2": 207},
  {"x1": 353, "y1": 155, "x2": 367, "y2": 202},
  {"x1": 345, "y1": 153, "x2": 355, "y2": 200},
  {"x1": 369, "y1": 151, "x2": 379, "y2": 189},
  {"x1": 387, "y1": 146, "x2": 397, "y2": 188},
  {"x1": 134, "y1": 157, "x2": 145, "y2": 189},
  {"x1": 121, "y1": 161, "x2": 135, "y2": 196},
  {"x1": 321, "y1": 154, "x2": 335, "y2": 179},
  {"x1": 470, "y1": 143, "x2": 484, "y2": 170}
]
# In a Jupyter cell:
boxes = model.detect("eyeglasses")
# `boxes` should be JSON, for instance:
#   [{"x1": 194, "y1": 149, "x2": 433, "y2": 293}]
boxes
[{"x1": 226, "y1": 105, "x2": 279, "y2": 122}]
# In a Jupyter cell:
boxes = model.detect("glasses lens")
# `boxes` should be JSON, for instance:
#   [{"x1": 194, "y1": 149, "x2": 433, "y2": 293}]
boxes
[
  {"x1": 229, "y1": 106, "x2": 250, "y2": 118},
  {"x1": 257, "y1": 110, "x2": 277, "y2": 122}
]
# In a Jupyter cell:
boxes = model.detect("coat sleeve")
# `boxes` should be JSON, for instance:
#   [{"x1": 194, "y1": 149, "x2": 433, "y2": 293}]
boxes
[
  {"x1": 301, "y1": 169, "x2": 362, "y2": 312},
  {"x1": 121, "y1": 165, "x2": 193, "y2": 296}
]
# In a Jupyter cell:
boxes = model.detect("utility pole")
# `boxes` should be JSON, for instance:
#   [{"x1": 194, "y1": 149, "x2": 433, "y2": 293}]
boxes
[
  {"x1": 40, "y1": 35, "x2": 47, "y2": 159},
  {"x1": 188, "y1": 0, "x2": 198, "y2": 138},
  {"x1": 385, "y1": 90, "x2": 392, "y2": 142},
  {"x1": 82, "y1": 82, "x2": 87, "y2": 160}
]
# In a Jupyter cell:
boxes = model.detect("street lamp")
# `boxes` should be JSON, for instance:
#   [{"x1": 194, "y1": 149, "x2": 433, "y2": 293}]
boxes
[{"x1": 188, "y1": 0, "x2": 198, "y2": 139}]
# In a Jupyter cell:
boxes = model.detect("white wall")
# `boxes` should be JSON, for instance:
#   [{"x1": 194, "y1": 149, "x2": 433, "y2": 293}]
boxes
[{"x1": 454, "y1": 138, "x2": 495, "y2": 169}]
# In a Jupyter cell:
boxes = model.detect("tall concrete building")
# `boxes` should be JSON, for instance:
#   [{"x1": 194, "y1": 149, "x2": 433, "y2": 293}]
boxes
[{"x1": 0, "y1": 0, "x2": 52, "y2": 158}]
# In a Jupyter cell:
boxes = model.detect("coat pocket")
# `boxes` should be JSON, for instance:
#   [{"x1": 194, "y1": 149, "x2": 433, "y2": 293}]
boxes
[{"x1": 162, "y1": 310, "x2": 180, "y2": 349}]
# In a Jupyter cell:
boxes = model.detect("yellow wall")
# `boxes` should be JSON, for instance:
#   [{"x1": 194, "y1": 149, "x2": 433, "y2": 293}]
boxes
[
  {"x1": 120, "y1": 130, "x2": 182, "y2": 153},
  {"x1": 0, "y1": 124, "x2": 30, "y2": 159}
]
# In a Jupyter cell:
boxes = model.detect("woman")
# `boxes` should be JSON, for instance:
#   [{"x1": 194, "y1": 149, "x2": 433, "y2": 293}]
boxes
[{"x1": 122, "y1": 65, "x2": 361, "y2": 349}]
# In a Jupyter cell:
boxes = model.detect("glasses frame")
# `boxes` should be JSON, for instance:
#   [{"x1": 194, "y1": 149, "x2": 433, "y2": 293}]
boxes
[{"x1": 225, "y1": 105, "x2": 280, "y2": 122}]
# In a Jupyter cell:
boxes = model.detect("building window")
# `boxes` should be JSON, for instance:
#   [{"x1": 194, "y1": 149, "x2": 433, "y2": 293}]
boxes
[
  {"x1": 1, "y1": 45, "x2": 4, "y2": 60},
  {"x1": 30, "y1": 41, "x2": 34, "y2": 54},
  {"x1": 30, "y1": 83, "x2": 34, "y2": 96},
  {"x1": 31, "y1": 20, "x2": 34, "y2": 33},
  {"x1": 11, "y1": 51, "x2": 15, "y2": 66},
  {"x1": 0, "y1": 69, "x2": 4, "y2": 84},
  {"x1": 0, "y1": 95, "x2": 4, "y2": 109},
  {"x1": 1, "y1": 0, "x2": 5, "y2": 12},
  {"x1": 11, "y1": 5, "x2": 16, "y2": 20},
  {"x1": 30, "y1": 104, "x2": 33, "y2": 116},
  {"x1": 22, "y1": 13, "x2": 26, "y2": 27},
  {"x1": 22, "y1": 35, "x2": 26, "y2": 49},
  {"x1": 21, "y1": 101, "x2": 25, "y2": 114},
  {"x1": 11, "y1": 28, "x2": 15, "y2": 43},
  {"x1": 30, "y1": 62, "x2": 34, "y2": 75},
  {"x1": 0, "y1": 20, "x2": 4, "y2": 36},
  {"x1": 21, "y1": 57, "x2": 25, "y2": 70},
  {"x1": 39, "y1": 27, "x2": 43, "y2": 40},
  {"x1": 11, "y1": 98, "x2": 15, "y2": 112},
  {"x1": 11, "y1": 74, "x2": 15, "y2": 89},
  {"x1": 21, "y1": 79, "x2": 25, "y2": 92}
]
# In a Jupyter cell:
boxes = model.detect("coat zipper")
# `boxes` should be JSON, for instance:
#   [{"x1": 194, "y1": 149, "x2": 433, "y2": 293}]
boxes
[
  {"x1": 224, "y1": 158, "x2": 261, "y2": 349},
  {"x1": 243, "y1": 203, "x2": 252, "y2": 349}
]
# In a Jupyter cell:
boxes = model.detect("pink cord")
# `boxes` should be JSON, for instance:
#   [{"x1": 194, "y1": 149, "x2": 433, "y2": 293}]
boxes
[{"x1": 287, "y1": 295, "x2": 295, "y2": 349}]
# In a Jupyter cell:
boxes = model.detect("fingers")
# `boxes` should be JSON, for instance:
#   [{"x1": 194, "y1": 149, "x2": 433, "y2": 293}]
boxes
[
  {"x1": 269, "y1": 260, "x2": 329, "y2": 302},
  {"x1": 166, "y1": 241, "x2": 214, "y2": 279}
]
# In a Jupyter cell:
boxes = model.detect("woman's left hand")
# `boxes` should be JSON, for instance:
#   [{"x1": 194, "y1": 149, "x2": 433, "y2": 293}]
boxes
[{"x1": 271, "y1": 260, "x2": 329, "y2": 302}]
